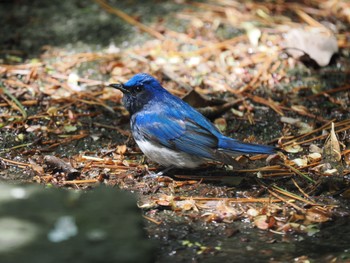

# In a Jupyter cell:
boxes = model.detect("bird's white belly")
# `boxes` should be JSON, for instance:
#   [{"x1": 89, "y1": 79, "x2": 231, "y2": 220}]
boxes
[{"x1": 135, "y1": 139, "x2": 204, "y2": 168}]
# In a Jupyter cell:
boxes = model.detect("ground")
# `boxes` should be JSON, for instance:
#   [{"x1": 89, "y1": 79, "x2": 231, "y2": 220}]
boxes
[{"x1": 1, "y1": 0, "x2": 350, "y2": 262}]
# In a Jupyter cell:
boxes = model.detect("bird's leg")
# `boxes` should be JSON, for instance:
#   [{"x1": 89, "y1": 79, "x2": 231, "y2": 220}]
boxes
[
  {"x1": 144, "y1": 165, "x2": 176, "y2": 178},
  {"x1": 155, "y1": 165, "x2": 176, "y2": 176}
]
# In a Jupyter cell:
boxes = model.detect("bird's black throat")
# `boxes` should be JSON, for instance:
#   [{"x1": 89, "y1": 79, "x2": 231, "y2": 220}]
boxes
[{"x1": 109, "y1": 83, "x2": 153, "y2": 115}]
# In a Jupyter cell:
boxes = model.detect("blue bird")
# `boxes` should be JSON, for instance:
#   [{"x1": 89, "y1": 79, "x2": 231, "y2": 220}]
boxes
[{"x1": 109, "y1": 73, "x2": 276, "y2": 169}]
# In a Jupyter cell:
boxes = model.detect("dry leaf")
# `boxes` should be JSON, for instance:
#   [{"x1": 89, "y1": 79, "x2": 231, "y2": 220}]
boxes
[
  {"x1": 247, "y1": 208, "x2": 259, "y2": 217},
  {"x1": 284, "y1": 27, "x2": 338, "y2": 66},
  {"x1": 156, "y1": 195, "x2": 174, "y2": 207},
  {"x1": 176, "y1": 199, "x2": 198, "y2": 211},
  {"x1": 29, "y1": 158, "x2": 45, "y2": 176},
  {"x1": 117, "y1": 145, "x2": 127, "y2": 155},
  {"x1": 26, "y1": 125, "x2": 43, "y2": 132},
  {"x1": 344, "y1": 151, "x2": 350, "y2": 166},
  {"x1": 323, "y1": 168, "x2": 339, "y2": 176},
  {"x1": 214, "y1": 118, "x2": 227, "y2": 132},
  {"x1": 291, "y1": 158, "x2": 308, "y2": 167},
  {"x1": 215, "y1": 201, "x2": 239, "y2": 219},
  {"x1": 305, "y1": 207, "x2": 331, "y2": 223},
  {"x1": 254, "y1": 215, "x2": 268, "y2": 229},
  {"x1": 67, "y1": 72, "x2": 85, "y2": 91},
  {"x1": 284, "y1": 144, "x2": 303, "y2": 153},
  {"x1": 280, "y1": 116, "x2": 313, "y2": 135},
  {"x1": 307, "y1": 152, "x2": 322, "y2": 162},
  {"x1": 242, "y1": 22, "x2": 261, "y2": 47},
  {"x1": 323, "y1": 122, "x2": 341, "y2": 163},
  {"x1": 309, "y1": 144, "x2": 322, "y2": 154}
]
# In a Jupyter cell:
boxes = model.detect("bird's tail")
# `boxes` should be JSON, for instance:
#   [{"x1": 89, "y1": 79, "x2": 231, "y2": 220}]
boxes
[{"x1": 219, "y1": 137, "x2": 276, "y2": 154}]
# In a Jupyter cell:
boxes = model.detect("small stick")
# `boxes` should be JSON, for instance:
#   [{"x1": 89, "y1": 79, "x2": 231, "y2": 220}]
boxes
[
  {"x1": 142, "y1": 215, "x2": 162, "y2": 225},
  {"x1": 268, "y1": 189, "x2": 305, "y2": 213},
  {"x1": 63, "y1": 179, "x2": 99, "y2": 184},
  {"x1": 95, "y1": 0, "x2": 164, "y2": 40},
  {"x1": 0, "y1": 157, "x2": 30, "y2": 168},
  {"x1": 177, "y1": 196, "x2": 281, "y2": 203},
  {"x1": 291, "y1": 178, "x2": 311, "y2": 200}
]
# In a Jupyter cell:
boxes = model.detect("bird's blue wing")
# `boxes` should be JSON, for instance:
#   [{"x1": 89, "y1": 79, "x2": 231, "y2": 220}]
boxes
[
  {"x1": 132, "y1": 104, "x2": 237, "y2": 164},
  {"x1": 133, "y1": 109, "x2": 225, "y2": 161}
]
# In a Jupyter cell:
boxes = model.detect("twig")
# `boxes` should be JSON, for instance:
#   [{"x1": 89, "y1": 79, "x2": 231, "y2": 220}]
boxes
[
  {"x1": 92, "y1": 122, "x2": 130, "y2": 136},
  {"x1": 291, "y1": 178, "x2": 311, "y2": 200},
  {"x1": 181, "y1": 35, "x2": 247, "y2": 56},
  {"x1": 0, "y1": 85, "x2": 27, "y2": 120},
  {"x1": 281, "y1": 163, "x2": 315, "y2": 183},
  {"x1": 294, "y1": 9, "x2": 327, "y2": 28},
  {"x1": 0, "y1": 142, "x2": 34, "y2": 153},
  {"x1": 177, "y1": 196, "x2": 281, "y2": 203},
  {"x1": 63, "y1": 179, "x2": 99, "y2": 184},
  {"x1": 268, "y1": 189, "x2": 305, "y2": 213},
  {"x1": 0, "y1": 157, "x2": 30, "y2": 168},
  {"x1": 306, "y1": 85, "x2": 350, "y2": 99},
  {"x1": 247, "y1": 94, "x2": 284, "y2": 116},
  {"x1": 95, "y1": 0, "x2": 164, "y2": 40},
  {"x1": 142, "y1": 215, "x2": 162, "y2": 225}
]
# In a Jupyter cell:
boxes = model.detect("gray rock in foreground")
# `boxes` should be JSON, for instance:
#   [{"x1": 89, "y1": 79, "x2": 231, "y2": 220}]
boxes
[{"x1": 0, "y1": 183, "x2": 156, "y2": 263}]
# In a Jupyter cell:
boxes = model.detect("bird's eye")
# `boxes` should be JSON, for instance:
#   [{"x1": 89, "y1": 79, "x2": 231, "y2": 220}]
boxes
[{"x1": 134, "y1": 86, "x2": 142, "y2": 92}]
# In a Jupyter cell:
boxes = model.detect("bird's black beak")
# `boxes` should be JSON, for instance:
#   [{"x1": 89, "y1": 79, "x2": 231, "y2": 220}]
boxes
[{"x1": 109, "y1": 83, "x2": 129, "y2": 94}]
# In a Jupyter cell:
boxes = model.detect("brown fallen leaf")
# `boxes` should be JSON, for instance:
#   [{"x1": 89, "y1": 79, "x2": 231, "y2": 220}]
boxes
[
  {"x1": 323, "y1": 122, "x2": 341, "y2": 163},
  {"x1": 117, "y1": 144, "x2": 127, "y2": 155},
  {"x1": 44, "y1": 155, "x2": 80, "y2": 179},
  {"x1": 307, "y1": 152, "x2": 322, "y2": 162},
  {"x1": 344, "y1": 150, "x2": 350, "y2": 166},
  {"x1": 254, "y1": 215, "x2": 269, "y2": 230},
  {"x1": 280, "y1": 116, "x2": 313, "y2": 135},
  {"x1": 283, "y1": 144, "x2": 303, "y2": 153},
  {"x1": 284, "y1": 27, "x2": 338, "y2": 67},
  {"x1": 214, "y1": 118, "x2": 227, "y2": 132},
  {"x1": 175, "y1": 199, "x2": 198, "y2": 212},
  {"x1": 29, "y1": 158, "x2": 45, "y2": 176},
  {"x1": 291, "y1": 157, "x2": 308, "y2": 167},
  {"x1": 305, "y1": 207, "x2": 331, "y2": 223}
]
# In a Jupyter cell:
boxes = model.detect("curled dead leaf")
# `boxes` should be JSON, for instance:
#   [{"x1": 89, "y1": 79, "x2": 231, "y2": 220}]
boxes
[
  {"x1": 280, "y1": 116, "x2": 313, "y2": 135},
  {"x1": 284, "y1": 144, "x2": 303, "y2": 153},
  {"x1": 214, "y1": 118, "x2": 227, "y2": 132},
  {"x1": 117, "y1": 145, "x2": 127, "y2": 155},
  {"x1": 310, "y1": 163, "x2": 330, "y2": 175},
  {"x1": 307, "y1": 152, "x2": 322, "y2": 162},
  {"x1": 47, "y1": 106, "x2": 58, "y2": 116},
  {"x1": 323, "y1": 123, "x2": 341, "y2": 163},
  {"x1": 309, "y1": 144, "x2": 322, "y2": 154},
  {"x1": 215, "y1": 201, "x2": 239, "y2": 219},
  {"x1": 155, "y1": 195, "x2": 174, "y2": 207},
  {"x1": 305, "y1": 207, "x2": 331, "y2": 223},
  {"x1": 29, "y1": 158, "x2": 45, "y2": 176},
  {"x1": 323, "y1": 168, "x2": 339, "y2": 176},
  {"x1": 26, "y1": 125, "x2": 43, "y2": 133},
  {"x1": 266, "y1": 153, "x2": 285, "y2": 165},
  {"x1": 247, "y1": 208, "x2": 259, "y2": 217},
  {"x1": 175, "y1": 199, "x2": 198, "y2": 211},
  {"x1": 291, "y1": 158, "x2": 308, "y2": 167},
  {"x1": 254, "y1": 215, "x2": 269, "y2": 230}
]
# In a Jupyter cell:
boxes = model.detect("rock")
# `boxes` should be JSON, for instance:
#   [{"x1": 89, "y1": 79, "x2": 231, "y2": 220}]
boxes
[{"x1": 0, "y1": 184, "x2": 156, "y2": 263}]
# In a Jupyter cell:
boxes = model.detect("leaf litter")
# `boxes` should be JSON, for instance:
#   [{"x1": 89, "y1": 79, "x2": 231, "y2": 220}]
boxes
[{"x1": 0, "y1": 0, "x2": 350, "y2": 240}]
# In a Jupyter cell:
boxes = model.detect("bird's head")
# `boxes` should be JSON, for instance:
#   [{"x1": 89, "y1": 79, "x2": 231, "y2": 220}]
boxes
[{"x1": 109, "y1": 73, "x2": 166, "y2": 115}]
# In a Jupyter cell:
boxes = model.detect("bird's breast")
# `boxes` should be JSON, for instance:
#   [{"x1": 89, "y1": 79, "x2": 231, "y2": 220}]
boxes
[{"x1": 134, "y1": 139, "x2": 204, "y2": 168}]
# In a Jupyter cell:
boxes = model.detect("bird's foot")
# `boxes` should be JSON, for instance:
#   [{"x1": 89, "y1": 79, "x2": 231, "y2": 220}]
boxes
[{"x1": 143, "y1": 165, "x2": 175, "y2": 179}]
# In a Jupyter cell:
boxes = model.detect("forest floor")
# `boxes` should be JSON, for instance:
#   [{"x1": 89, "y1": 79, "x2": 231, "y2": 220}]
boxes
[{"x1": 1, "y1": 0, "x2": 350, "y2": 262}]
